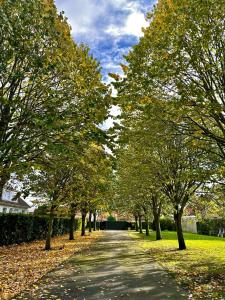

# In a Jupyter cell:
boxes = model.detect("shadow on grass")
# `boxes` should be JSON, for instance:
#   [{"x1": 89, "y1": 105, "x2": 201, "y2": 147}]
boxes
[
  {"x1": 133, "y1": 230, "x2": 225, "y2": 242},
  {"x1": 132, "y1": 230, "x2": 225, "y2": 285}
]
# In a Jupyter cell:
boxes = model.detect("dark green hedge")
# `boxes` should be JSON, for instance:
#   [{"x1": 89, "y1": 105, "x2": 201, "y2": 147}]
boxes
[
  {"x1": 0, "y1": 214, "x2": 79, "y2": 246},
  {"x1": 98, "y1": 219, "x2": 175, "y2": 231},
  {"x1": 197, "y1": 218, "x2": 225, "y2": 235},
  {"x1": 100, "y1": 221, "x2": 135, "y2": 230},
  {"x1": 144, "y1": 217, "x2": 176, "y2": 231},
  {"x1": 86, "y1": 221, "x2": 100, "y2": 230},
  {"x1": 157, "y1": 217, "x2": 176, "y2": 231}
]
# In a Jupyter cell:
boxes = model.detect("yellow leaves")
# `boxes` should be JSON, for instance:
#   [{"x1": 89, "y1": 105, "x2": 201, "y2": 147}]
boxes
[
  {"x1": 193, "y1": 130, "x2": 204, "y2": 137},
  {"x1": 162, "y1": 51, "x2": 170, "y2": 60},
  {"x1": 0, "y1": 231, "x2": 102, "y2": 299},
  {"x1": 90, "y1": 141, "x2": 101, "y2": 151},
  {"x1": 120, "y1": 64, "x2": 129, "y2": 73},
  {"x1": 41, "y1": 0, "x2": 57, "y2": 17},
  {"x1": 125, "y1": 104, "x2": 133, "y2": 112},
  {"x1": 55, "y1": 133, "x2": 64, "y2": 138},
  {"x1": 166, "y1": 0, "x2": 176, "y2": 10},
  {"x1": 108, "y1": 73, "x2": 120, "y2": 81},
  {"x1": 140, "y1": 96, "x2": 152, "y2": 104},
  {"x1": 217, "y1": 166, "x2": 225, "y2": 176}
]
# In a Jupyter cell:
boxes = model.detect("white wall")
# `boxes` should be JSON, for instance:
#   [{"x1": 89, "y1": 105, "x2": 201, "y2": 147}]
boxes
[
  {"x1": 2, "y1": 190, "x2": 16, "y2": 201},
  {"x1": 182, "y1": 216, "x2": 197, "y2": 234}
]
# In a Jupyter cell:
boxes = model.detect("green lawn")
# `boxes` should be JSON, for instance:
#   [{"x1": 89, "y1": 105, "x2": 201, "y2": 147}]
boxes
[{"x1": 129, "y1": 231, "x2": 225, "y2": 300}]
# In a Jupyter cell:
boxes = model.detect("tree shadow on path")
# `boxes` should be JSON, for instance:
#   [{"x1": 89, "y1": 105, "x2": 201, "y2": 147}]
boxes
[{"x1": 16, "y1": 231, "x2": 187, "y2": 300}]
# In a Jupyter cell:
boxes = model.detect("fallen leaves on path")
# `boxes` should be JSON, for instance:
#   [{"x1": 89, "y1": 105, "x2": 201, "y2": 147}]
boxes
[{"x1": 0, "y1": 231, "x2": 102, "y2": 300}]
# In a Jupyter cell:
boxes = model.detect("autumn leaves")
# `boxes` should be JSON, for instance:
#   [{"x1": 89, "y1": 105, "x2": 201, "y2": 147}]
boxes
[
  {"x1": 0, "y1": 0, "x2": 111, "y2": 249},
  {"x1": 112, "y1": 0, "x2": 225, "y2": 250}
]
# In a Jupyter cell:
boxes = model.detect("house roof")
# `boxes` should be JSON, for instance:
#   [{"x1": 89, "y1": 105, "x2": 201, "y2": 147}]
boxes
[{"x1": 0, "y1": 198, "x2": 30, "y2": 209}]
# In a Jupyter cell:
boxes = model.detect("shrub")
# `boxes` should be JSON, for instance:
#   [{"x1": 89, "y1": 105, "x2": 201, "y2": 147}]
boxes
[
  {"x1": 151, "y1": 217, "x2": 176, "y2": 231},
  {"x1": 197, "y1": 218, "x2": 225, "y2": 235},
  {"x1": 0, "y1": 214, "x2": 79, "y2": 246},
  {"x1": 160, "y1": 217, "x2": 176, "y2": 231},
  {"x1": 107, "y1": 215, "x2": 116, "y2": 222}
]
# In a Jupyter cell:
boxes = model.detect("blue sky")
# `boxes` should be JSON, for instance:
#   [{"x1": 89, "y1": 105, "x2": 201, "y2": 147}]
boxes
[{"x1": 55, "y1": 0, "x2": 156, "y2": 83}]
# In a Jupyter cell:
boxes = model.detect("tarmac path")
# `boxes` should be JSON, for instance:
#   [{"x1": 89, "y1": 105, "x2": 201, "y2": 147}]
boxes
[{"x1": 16, "y1": 231, "x2": 187, "y2": 300}]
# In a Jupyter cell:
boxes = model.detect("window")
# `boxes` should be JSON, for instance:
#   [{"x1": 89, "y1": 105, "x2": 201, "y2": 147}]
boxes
[
  {"x1": 9, "y1": 208, "x2": 13, "y2": 213},
  {"x1": 2, "y1": 208, "x2": 7, "y2": 213},
  {"x1": 2, "y1": 190, "x2": 11, "y2": 201}
]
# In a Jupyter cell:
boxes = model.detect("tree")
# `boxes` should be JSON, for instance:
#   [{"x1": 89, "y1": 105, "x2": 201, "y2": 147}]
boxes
[
  {"x1": 144, "y1": 0, "x2": 225, "y2": 157},
  {"x1": 114, "y1": 95, "x2": 212, "y2": 249},
  {"x1": 0, "y1": 0, "x2": 77, "y2": 194},
  {"x1": 115, "y1": 129, "x2": 162, "y2": 239},
  {"x1": 0, "y1": 0, "x2": 113, "y2": 248},
  {"x1": 0, "y1": 0, "x2": 111, "y2": 202},
  {"x1": 78, "y1": 142, "x2": 112, "y2": 236},
  {"x1": 111, "y1": 0, "x2": 223, "y2": 249},
  {"x1": 115, "y1": 0, "x2": 225, "y2": 186},
  {"x1": 27, "y1": 154, "x2": 73, "y2": 250}
]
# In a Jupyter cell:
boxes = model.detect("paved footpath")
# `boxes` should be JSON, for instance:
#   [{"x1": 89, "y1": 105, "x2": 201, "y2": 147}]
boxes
[{"x1": 16, "y1": 231, "x2": 187, "y2": 300}]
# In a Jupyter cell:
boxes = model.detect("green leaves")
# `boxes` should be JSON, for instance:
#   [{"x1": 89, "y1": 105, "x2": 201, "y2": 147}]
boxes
[
  {"x1": 0, "y1": 0, "x2": 112, "y2": 204},
  {"x1": 111, "y1": 0, "x2": 225, "y2": 247}
]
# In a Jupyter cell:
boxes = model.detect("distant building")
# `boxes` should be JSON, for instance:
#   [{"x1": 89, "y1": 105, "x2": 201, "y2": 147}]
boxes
[
  {"x1": 0, "y1": 189, "x2": 30, "y2": 214},
  {"x1": 182, "y1": 216, "x2": 197, "y2": 234}
]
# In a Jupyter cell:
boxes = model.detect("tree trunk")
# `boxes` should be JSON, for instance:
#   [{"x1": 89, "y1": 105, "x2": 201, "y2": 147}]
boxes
[
  {"x1": 45, "y1": 205, "x2": 55, "y2": 250},
  {"x1": 88, "y1": 210, "x2": 92, "y2": 233},
  {"x1": 69, "y1": 211, "x2": 76, "y2": 240},
  {"x1": 93, "y1": 211, "x2": 97, "y2": 231},
  {"x1": 138, "y1": 215, "x2": 143, "y2": 233},
  {"x1": 152, "y1": 196, "x2": 162, "y2": 241},
  {"x1": 145, "y1": 216, "x2": 150, "y2": 236},
  {"x1": 154, "y1": 214, "x2": 162, "y2": 240},
  {"x1": 135, "y1": 215, "x2": 139, "y2": 231},
  {"x1": 0, "y1": 171, "x2": 10, "y2": 198},
  {"x1": 174, "y1": 210, "x2": 186, "y2": 250},
  {"x1": 81, "y1": 210, "x2": 87, "y2": 236}
]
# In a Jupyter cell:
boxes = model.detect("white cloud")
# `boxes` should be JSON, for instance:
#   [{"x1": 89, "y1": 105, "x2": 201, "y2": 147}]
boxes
[
  {"x1": 104, "y1": 63, "x2": 122, "y2": 70},
  {"x1": 110, "y1": 105, "x2": 121, "y2": 116},
  {"x1": 56, "y1": 0, "x2": 149, "y2": 37},
  {"x1": 101, "y1": 105, "x2": 121, "y2": 130},
  {"x1": 124, "y1": 11, "x2": 148, "y2": 36},
  {"x1": 105, "y1": 1, "x2": 148, "y2": 37},
  {"x1": 55, "y1": 0, "x2": 152, "y2": 85},
  {"x1": 56, "y1": 0, "x2": 107, "y2": 35},
  {"x1": 105, "y1": 11, "x2": 148, "y2": 37}
]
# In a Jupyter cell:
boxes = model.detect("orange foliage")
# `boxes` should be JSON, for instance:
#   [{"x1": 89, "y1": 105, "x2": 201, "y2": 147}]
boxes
[{"x1": 0, "y1": 231, "x2": 102, "y2": 299}]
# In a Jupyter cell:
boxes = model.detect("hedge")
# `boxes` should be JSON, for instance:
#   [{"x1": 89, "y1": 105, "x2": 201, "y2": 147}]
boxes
[
  {"x1": 86, "y1": 221, "x2": 101, "y2": 230},
  {"x1": 99, "y1": 221, "x2": 135, "y2": 230},
  {"x1": 143, "y1": 217, "x2": 176, "y2": 231},
  {"x1": 156, "y1": 217, "x2": 176, "y2": 231},
  {"x1": 98, "y1": 219, "x2": 176, "y2": 231},
  {"x1": 0, "y1": 214, "x2": 80, "y2": 246},
  {"x1": 197, "y1": 218, "x2": 225, "y2": 236}
]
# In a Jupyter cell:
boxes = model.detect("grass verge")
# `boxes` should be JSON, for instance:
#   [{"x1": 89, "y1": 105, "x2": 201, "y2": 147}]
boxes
[
  {"x1": 0, "y1": 230, "x2": 102, "y2": 300},
  {"x1": 129, "y1": 230, "x2": 225, "y2": 300}
]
